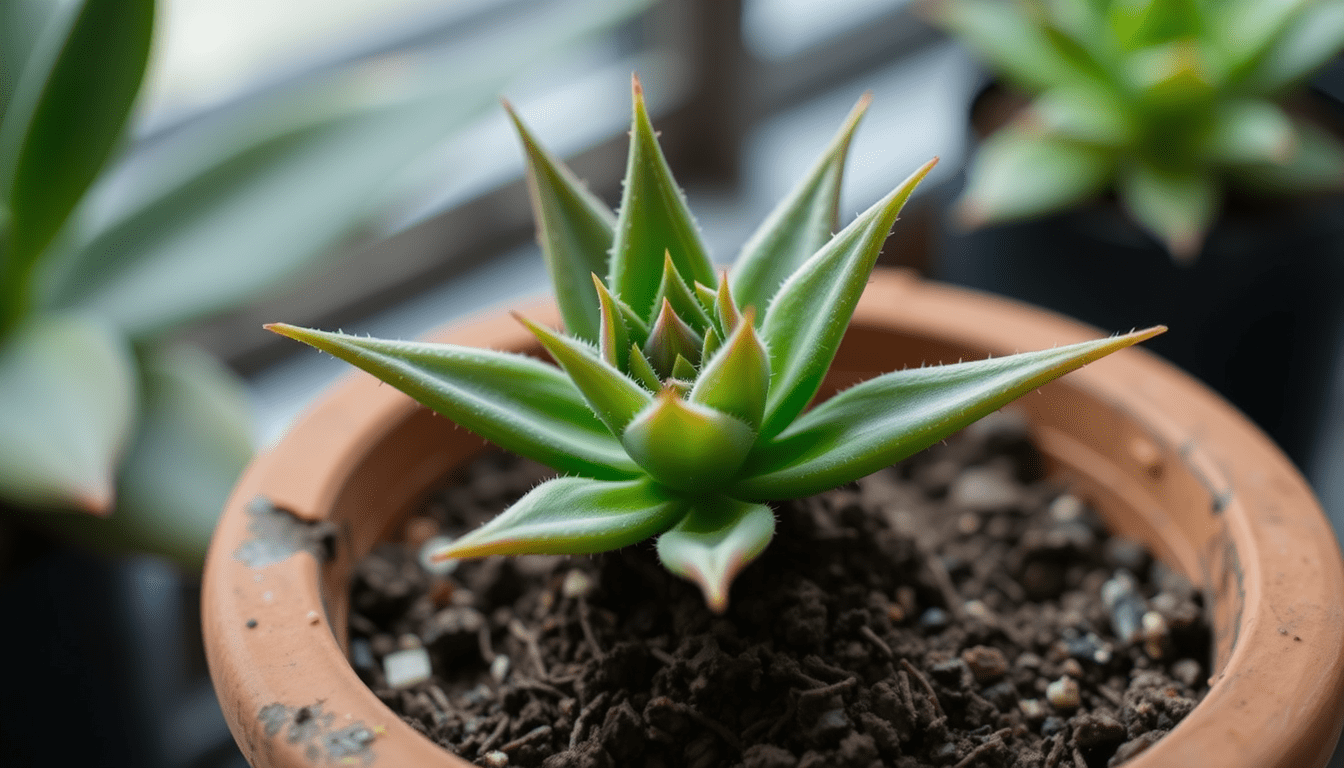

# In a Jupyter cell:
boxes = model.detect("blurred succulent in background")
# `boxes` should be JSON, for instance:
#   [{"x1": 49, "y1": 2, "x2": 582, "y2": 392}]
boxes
[
  {"x1": 0, "y1": 0, "x2": 649, "y2": 568},
  {"x1": 929, "y1": 0, "x2": 1344, "y2": 260},
  {"x1": 271, "y1": 77, "x2": 1162, "y2": 611}
]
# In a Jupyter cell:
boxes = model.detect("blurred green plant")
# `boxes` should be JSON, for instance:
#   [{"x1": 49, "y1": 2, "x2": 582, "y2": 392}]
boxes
[
  {"x1": 270, "y1": 78, "x2": 1162, "y2": 612},
  {"x1": 0, "y1": 0, "x2": 651, "y2": 568},
  {"x1": 929, "y1": 0, "x2": 1344, "y2": 260}
]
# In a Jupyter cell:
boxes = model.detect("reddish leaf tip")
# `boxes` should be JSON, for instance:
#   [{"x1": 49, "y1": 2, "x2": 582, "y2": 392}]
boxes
[
  {"x1": 74, "y1": 483, "x2": 115, "y2": 516},
  {"x1": 264, "y1": 322, "x2": 299, "y2": 339},
  {"x1": 632, "y1": 72, "x2": 644, "y2": 98}
]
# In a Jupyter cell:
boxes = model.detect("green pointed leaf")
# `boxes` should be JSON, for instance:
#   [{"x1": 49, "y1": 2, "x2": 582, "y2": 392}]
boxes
[
  {"x1": 1122, "y1": 41, "x2": 1216, "y2": 106},
  {"x1": 1209, "y1": 100, "x2": 1296, "y2": 165},
  {"x1": 1216, "y1": 0, "x2": 1313, "y2": 74},
  {"x1": 430, "y1": 476, "x2": 686, "y2": 558},
  {"x1": 1, "y1": 0, "x2": 63, "y2": 117},
  {"x1": 644, "y1": 298, "x2": 703, "y2": 378},
  {"x1": 593, "y1": 275, "x2": 629, "y2": 370},
  {"x1": 0, "y1": 0, "x2": 153, "y2": 332},
  {"x1": 1242, "y1": 0, "x2": 1344, "y2": 92},
  {"x1": 759, "y1": 158, "x2": 937, "y2": 439},
  {"x1": 111, "y1": 343, "x2": 253, "y2": 568},
  {"x1": 1028, "y1": 86, "x2": 1134, "y2": 146},
  {"x1": 609, "y1": 76, "x2": 715, "y2": 318},
  {"x1": 701, "y1": 325, "x2": 722, "y2": 362},
  {"x1": 735, "y1": 327, "x2": 1165, "y2": 500},
  {"x1": 656, "y1": 498, "x2": 774, "y2": 614},
  {"x1": 958, "y1": 131, "x2": 1113, "y2": 227},
  {"x1": 0, "y1": 313, "x2": 136, "y2": 511},
  {"x1": 671, "y1": 354, "x2": 698, "y2": 382},
  {"x1": 618, "y1": 294, "x2": 651, "y2": 347},
  {"x1": 654, "y1": 251, "x2": 714, "y2": 332},
  {"x1": 694, "y1": 281, "x2": 719, "y2": 316},
  {"x1": 622, "y1": 389, "x2": 756, "y2": 494},
  {"x1": 731, "y1": 94, "x2": 869, "y2": 312},
  {"x1": 691, "y1": 308, "x2": 769, "y2": 428},
  {"x1": 40, "y1": 343, "x2": 253, "y2": 570},
  {"x1": 716, "y1": 280, "x2": 744, "y2": 334},
  {"x1": 628, "y1": 343, "x2": 661, "y2": 390},
  {"x1": 1231, "y1": 119, "x2": 1344, "y2": 194},
  {"x1": 515, "y1": 314, "x2": 652, "y2": 437},
  {"x1": 266, "y1": 323, "x2": 639, "y2": 479},
  {"x1": 1117, "y1": 163, "x2": 1218, "y2": 261},
  {"x1": 929, "y1": 0, "x2": 1097, "y2": 92},
  {"x1": 507, "y1": 102, "x2": 615, "y2": 343}
]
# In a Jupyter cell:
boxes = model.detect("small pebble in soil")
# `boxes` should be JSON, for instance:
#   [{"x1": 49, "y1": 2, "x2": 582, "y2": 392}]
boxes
[
  {"x1": 962, "y1": 645, "x2": 1009, "y2": 684},
  {"x1": 490, "y1": 654, "x2": 510, "y2": 683},
  {"x1": 1046, "y1": 675, "x2": 1081, "y2": 711},
  {"x1": 1102, "y1": 569, "x2": 1148, "y2": 643},
  {"x1": 919, "y1": 606, "x2": 951, "y2": 631},
  {"x1": 383, "y1": 647, "x2": 432, "y2": 688},
  {"x1": 349, "y1": 427, "x2": 1210, "y2": 768},
  {"x1": 1142, "y1": 610, "x2": 1170, "y2": 658},
  {"x1": 351, "y1": 638, "x2": 375, "y2": 672},
  {"x1": 561, "y1": 569, "x2": 595, "y2": 599}
]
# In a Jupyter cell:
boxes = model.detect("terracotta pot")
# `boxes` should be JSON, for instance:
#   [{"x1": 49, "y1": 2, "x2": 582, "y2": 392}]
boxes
[{"x1": 203, "y1": 268, "x2": 1344, "y2": 767}]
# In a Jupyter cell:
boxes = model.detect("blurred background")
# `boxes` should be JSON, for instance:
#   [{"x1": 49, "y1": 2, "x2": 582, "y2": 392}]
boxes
[{"x1": 1, "y1": 0, "x2": 1342, "y2": 765}]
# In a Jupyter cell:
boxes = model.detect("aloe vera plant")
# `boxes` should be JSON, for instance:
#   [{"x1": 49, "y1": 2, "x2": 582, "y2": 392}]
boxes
[
  {"x1": 930, "y1": 0, "x2": 1344, "y2": 260},
  {"x1": 270, "y1": 77, "x2": 1162, "y2": 611}
]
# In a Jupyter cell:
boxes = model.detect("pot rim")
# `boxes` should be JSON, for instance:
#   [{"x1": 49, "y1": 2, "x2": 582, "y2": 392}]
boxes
[{"x1": 204, "y1": 267, "x2": 1344, "y2": 768}]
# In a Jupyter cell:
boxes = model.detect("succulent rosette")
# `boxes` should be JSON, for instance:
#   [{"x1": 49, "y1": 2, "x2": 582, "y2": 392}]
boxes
[
  {"x1": 930, "y1": 0, "x2": 1344, "y2": 259},
  {"x1": 270, "y1": 77, "x2": 1160, "y2": 611}
]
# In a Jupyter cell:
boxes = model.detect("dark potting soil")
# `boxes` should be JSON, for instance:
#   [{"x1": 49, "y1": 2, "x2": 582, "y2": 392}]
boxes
[{"x1": 348, "y1": 412, "x2": 1209, "y2": 768}]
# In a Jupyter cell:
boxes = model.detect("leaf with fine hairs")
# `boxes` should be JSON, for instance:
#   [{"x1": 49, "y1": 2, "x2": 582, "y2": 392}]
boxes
[
  {"x1": 0, "y1": 313, "x2": 136, "y2": 512},
  {"x1": 593, "y1": 276, "x2": 630, "y2": 370},
  {"x1": 266, "y1": 323, "x2": 640, "y2": 479},
  {"x1": 758, "y1": 157, "x2": 937, "y2": 439},
  {"x1": 506, "y1": 102, "x2": 615, "y2": 343},
  {"x1": 652, "y1": 252, "x2": 714, "y2": 331},
  {"x1": 690, "y1": 308, "x2": 769, "y2": 429},
  {"x1": 643, "y1": 298, "x2": 703, "y2": 378},
  {"x1": 621, "y1": 388, "x2": 756, "y2": 493},
  {"x1": 734, "y1": 327, "x2": 1165, "y2": 500},
  {"x1": 430, "y1": 476, "x2": 686, "y2": 558},
  {"x1": 656, "y1": 498, "x2": 774, "y2": 614},
  {"x1": 516, "y1": 314, "x2": 652, "y2": 437},
  {"x1": 609, "y1": 76, "x2": 715, "y2": 319},
  {"x1": 730, "y1": 93, "x2": 869, "y2": 313}
]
